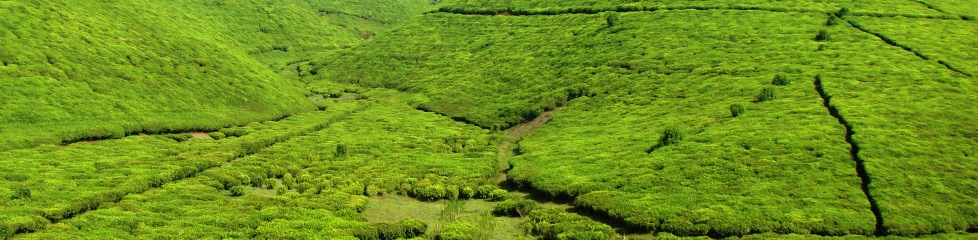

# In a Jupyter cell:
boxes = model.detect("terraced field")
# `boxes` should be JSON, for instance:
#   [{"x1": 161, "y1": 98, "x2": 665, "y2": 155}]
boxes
[{"x1": 2, "y1": 0, "x2": 977, "y2": 239}]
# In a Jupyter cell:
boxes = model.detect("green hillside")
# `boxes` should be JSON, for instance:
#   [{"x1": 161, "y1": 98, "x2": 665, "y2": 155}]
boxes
[
  {"x1": 2, "y1": 0, "x2": 977, "y2": 239},
  {"x1": 0, "y1": 0, "x2": 431, "y2": 151}
]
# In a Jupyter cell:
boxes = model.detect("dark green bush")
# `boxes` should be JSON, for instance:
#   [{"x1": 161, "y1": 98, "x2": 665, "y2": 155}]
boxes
[
  {"x1": 605, "y1": 13, "x2": 619, "y2": 27},
  {"x1": 659, "y1": 128, "x2": 684, "y2": 147},
  {"x1": 772, "y1": 75, "x2": 790, "y2": 86},
  {"x1": 12, "y1": 187, "x2": 31, "y2": 200},
  {"x1": 963, "y1": 15, "x2": 976, "y2": 21},
  {"x1": 730, "y1": 104, "x2": 745, "y2": 117},
  {"x1": 836, "y1": 7, "x2": 850, "y2": 17},
  {"x1": 335, "y1": 144, "x2": 348, "y2": 158},
  {"x1": 826, "y1": 16, "x2": 840, "y2": 26},
  {"x1": 815, "y1": 30, "x2": 831, "y2": 41},
  {"x1": 494, "y1": 199, "x2": 538, "y2": 217},
  {"x1": 756, "y1": 87, "x2": 776, "y2": 102}
]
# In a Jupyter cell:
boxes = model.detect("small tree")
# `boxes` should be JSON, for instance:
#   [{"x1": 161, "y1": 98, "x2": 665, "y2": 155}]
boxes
[
  {"x1": 335, "y1": 144, "x2": 347, "y2": 158},
  {"x1": 826, "y1": 16, "x2": 840, "y2": 26},
  {"x1": 660, "y1": 128, "x2": 684, "y2": 147},
  {"x1": 815, "y1": 30, "x2": 831, "y2": 41},
  {"x1": 757, "y1": 87, "x2": 776, "y2": 102},
  {"x1": 772, "y1": 75, "x2": 791, "y2": 86},
  {"x1": 606, "y1": 13, "x2": 620, "y2": 27},
  {"x1": 836, "y1": 7, "x2": 850, "y2": 17},
  {"x1": 730, "y1": 104, "x2": 745, "y2": 117}
]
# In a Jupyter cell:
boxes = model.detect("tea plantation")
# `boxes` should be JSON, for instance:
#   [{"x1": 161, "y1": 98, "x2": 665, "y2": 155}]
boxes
[{"x1": 2, "y1": 0, "x2": 976, "y2": 239}]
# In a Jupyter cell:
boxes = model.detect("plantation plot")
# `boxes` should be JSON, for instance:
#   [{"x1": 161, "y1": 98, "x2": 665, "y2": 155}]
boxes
[
  {"x1": 815, "y1": 18, "x2": 978, "y2": 235},
  {"x1": 845, "y1": 16, "x2": 978, "y2": 76},
  {"x1": 505, "y1": 10, "x2": 879, "y2": 234},
  {"x1": 19, "y1": 94, "x2": 499, "y2": 238},
  {"x1": 912, "y1": 0, "x2": 978, "y2": 18},
  {"x1": 0, "y1": 102, "x2": 364, "y2": 238}
]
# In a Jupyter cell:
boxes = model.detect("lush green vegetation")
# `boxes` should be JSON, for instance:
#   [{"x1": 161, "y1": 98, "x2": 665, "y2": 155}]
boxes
[
  {"x1": 3, "y1": 0, "x2": 977, "y2": 239},
  {"x1": 0, "y1": 0, "x2": 431, "y2": 151}
]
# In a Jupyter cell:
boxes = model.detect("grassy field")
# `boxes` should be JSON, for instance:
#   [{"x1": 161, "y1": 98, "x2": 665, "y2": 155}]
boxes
[{"x1": 2, "y1": 0, "x2": 977, "y2": 239}]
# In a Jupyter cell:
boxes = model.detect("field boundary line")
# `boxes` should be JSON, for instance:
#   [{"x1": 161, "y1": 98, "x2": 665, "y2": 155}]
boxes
[{"x1": 814, "y1": 75, "x2": 886, "y2": 236}]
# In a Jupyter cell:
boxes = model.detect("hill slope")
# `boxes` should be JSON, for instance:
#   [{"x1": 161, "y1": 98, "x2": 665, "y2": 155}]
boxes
[{"x1": 0, "y1": 0, "x2": 432, "y2": 151}]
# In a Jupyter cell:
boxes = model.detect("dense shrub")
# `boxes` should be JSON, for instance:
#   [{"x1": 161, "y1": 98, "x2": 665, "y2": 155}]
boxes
[
  {"x1": 836, "y1": 7, "x2": 850, "y2": 17},
  {"x1": 605, "y1": 13, "x2": 619, "y2": 27},
  {"x1": 12, "y1": 187, "x2": 31, "y2": 200},
  {"x1": 659, "y1": 128, "x2": 684, "y2": 147},
  {"x1": 523, "y1": 208, "x2": 615, "y2": 240},
  {"x1": 730, "y1": 104, "x2": 745, "y2": 117},
  {"x1": 826, "y1": 16, "x2": 840, "y2": 26},
  {"x1": 772, "y1": 75, "x2": 790, "y2": 86},
  {"x1": 493, "y1": 199, "x2": 538, "y2": 217},
  {"x1": 963, "y1": 15, "x2": 976, "y2": 21},
  {"x1": 756, "y1": 87, "x2": 776, "y2": 102},
  {"x1": 815, "y1": 30, "x2": 831, "y2": 41},
  {"x1": 488, "y1": 189, "x2": 511, "y2": 201},
  {"x1": 208, "y1": 131, "x2": 226, "y2": 140},
  {"x1": 229, "y1": 185, "x2": 247, "y2": 196},
  {"x1": 335, "y1": 144, "x2": 348, "y2": 158}
]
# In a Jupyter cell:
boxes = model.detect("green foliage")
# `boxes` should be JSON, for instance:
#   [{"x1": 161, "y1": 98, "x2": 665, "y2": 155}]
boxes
[
  {"x1": 756, "y1": 87, "x2": 776, "y2": 102},
  {"x1": 229, "y1": 185, "x2": 247, "y2": 197},
  {"x1": 963, "y1": 15, "x2": 976, "y2": 20},
  {"x1": 729, "y1": 104, "x2": 745, "y2": 117},
  {"x1": 439, "y1": 221, "x2": 481, "y2": 240},
  {"x1": 605, "y1": 13, "x2": 620, "y2": 27},
  {"x1": 772, "y1": 75, "x2": 791, "y2": 86},
  {"x1": 660, "y1": 128, "x2": 684, "y2": 147},
  {"x1": 826, "y1": 16, "x2": 840, "y2": 26},
  {"x1": 815, "y1": 29, "x2": 832, "y2": 41},
  {"x1": 208, "y1": 132, "x2": 226, "y2": 140},
  {"x1": 493, "y1": 199, "x2": 538, "y2": 217},
  {"x1": 522, "y1": 208, "x2": 615, "y2": 240},
  {"x1": 837, "y1": 7, "x2": 851, "y2": 17}
]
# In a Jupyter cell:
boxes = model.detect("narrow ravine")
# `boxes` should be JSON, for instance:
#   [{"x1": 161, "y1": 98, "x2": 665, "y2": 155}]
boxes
[{"x1": 814, "y1": 75, "x2": 886, "y2": 236}]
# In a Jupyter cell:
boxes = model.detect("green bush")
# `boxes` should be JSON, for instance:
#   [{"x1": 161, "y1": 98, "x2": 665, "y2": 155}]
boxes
[
  {"x1": 756, "y1": 87, "x2": 776, "y2": 102},
  {"x1": 12, "y1": 187, "x2": 31, "y2": 200},
  {"x1": 772, "y1": 75, "x2": 790, "y2": 86},
  {"x1": 815, "y1": 30, "x2": 831, "y2": 41},
  {"x1": 659, "y1": 128, "x2": 684, "y2": 147},
  {"x1": 493, "y1": 199, "x2": 538, "y2": 217},
  {"x1": 605, "y1": 13, "x2": 619, "y2": 27},
  {"x1": 523, "y1": 208, "x2": 615, "y2": 240},
  {"x1": 963, "y1": 15, "x2": 976, "y2": 21},
  {"x1": 229, "y1": 185, "x2": 247, "y2": 197},
  {"x1": 730, "y1": 104, "x2": 745, "y2": 117},
  {"x1": 488, "y1": 189, "x2": 511, "y2": 201},
  {"x1": 826, "y1": 16, "x2": 840, "y2": 26},
  {"x1": 335, "y1": 144, "x2": 348, "y2": 158},
  {"x1": 836, "y1": 7, "x2": 850, "y2": 17},
  {"x1": 208, "y1": 131, "x2": 226, "y2": 140}
]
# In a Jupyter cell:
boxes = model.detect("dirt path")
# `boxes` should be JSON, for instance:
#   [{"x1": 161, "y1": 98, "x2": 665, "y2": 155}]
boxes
[{"x1": 493, "y1": 108, "x2": 561, "y2": 184}]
